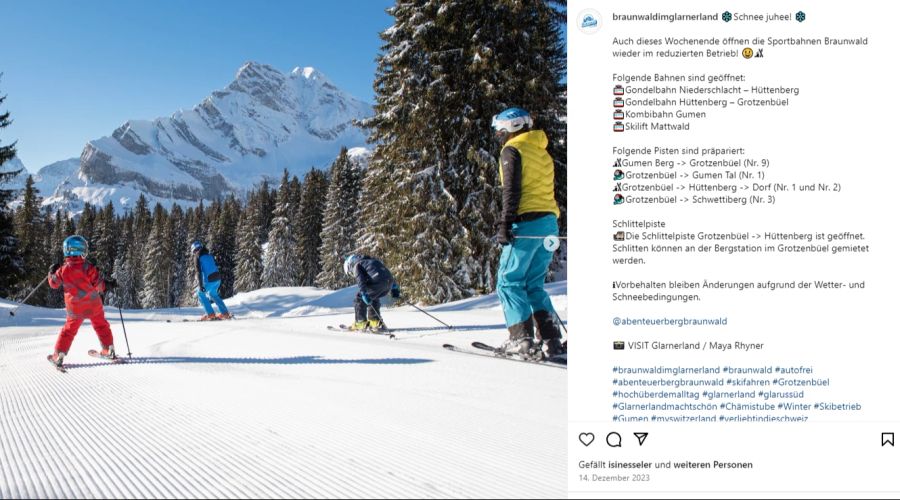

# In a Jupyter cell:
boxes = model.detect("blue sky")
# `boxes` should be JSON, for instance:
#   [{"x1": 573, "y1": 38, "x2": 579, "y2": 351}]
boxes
[{"x1": 0, "y1": 0, "x2": 394, "y2": 172}]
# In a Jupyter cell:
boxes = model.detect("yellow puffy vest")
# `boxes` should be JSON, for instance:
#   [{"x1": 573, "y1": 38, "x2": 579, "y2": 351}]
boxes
[{"x1": 499, "y1": 130, "x2": 560, "y2": 217}]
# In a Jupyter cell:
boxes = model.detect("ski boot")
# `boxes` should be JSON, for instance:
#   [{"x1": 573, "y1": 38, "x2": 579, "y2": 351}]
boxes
[
  {"x1": 539, "y1": 338, "x2": 566, "y2": 359},
  {"x1": 99, "y1": 345, "x2": 117, "y2": 360},
  {"x1": 500, "y1": 319, "x2": 535, "y2": 356},
  {"x1": 50, "y1": 351, "x2": 66, "y2": 368},
  {"x1": 367, "y1": 319, "x2": 388, "y2": 332},
  {"x1": 498, "y1": 337, "x2": 534, "y2": 356},
  {"x1": 217, "y1": 312, "x2": 234, "y2": 320},
  {"x1": 200, "y1": 314, "x2": 219, "y2": 321},
  {"x1": 349, "y1": 320, "x2": 369, "y2": 331}
]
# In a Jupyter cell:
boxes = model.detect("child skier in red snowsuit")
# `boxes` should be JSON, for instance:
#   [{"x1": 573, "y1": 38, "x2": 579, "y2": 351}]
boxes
[{"x1": 48, "y1": 235, "x2": 117, "y2": 367}]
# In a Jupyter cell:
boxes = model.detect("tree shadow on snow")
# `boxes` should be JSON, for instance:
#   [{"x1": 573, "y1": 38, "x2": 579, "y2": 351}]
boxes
[{"x1": 64, "y1": 355, "x2": 433, "y2": 370}]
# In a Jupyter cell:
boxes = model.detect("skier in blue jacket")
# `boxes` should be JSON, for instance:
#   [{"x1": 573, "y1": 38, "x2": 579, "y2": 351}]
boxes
[
  {"x1": 191, "y1": 240, "x2": 232, "y2": 321},
  {"x1": 343, "y1": 254, "x2": 400, "y2": 331}
]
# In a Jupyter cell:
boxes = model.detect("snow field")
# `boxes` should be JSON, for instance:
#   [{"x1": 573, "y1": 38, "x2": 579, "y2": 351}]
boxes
[{"x1": 0, "y1": 285, "x2": 567, "y2": 499}]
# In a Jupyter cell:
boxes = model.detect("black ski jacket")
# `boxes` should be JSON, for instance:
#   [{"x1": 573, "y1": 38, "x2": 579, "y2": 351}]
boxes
[{"x1": 354, "y1": 256, "x2": 395, "y2": 297}]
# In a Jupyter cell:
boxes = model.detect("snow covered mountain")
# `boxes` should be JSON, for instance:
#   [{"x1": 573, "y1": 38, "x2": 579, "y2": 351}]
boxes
[
  {"x1": 1, "y1": 155, "x2": 26, "y2": 175},
  {"x1": 31, "y1": 62, "x2": 372, "y2": 213},
  {"x1": 2, "y1": 157, "x2": 80, "y2": 209},
  {"x1": 1, "y1": 156, "x2": 27, "y2": 190}
]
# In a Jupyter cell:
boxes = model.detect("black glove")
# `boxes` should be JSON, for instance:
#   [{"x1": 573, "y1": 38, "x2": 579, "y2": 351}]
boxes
[
  {"x1": 105, "y1": 279, "x2": 117, "y2": 290},
  {"x1": 390, "y1": 283, "x2": 401, "y2": 299},
  {"x1": 495, "y1": 222, "x2": 513, "y2": 246},
  {"x1": 49, "y1": 263, "x2": 61, "y2": 274}
]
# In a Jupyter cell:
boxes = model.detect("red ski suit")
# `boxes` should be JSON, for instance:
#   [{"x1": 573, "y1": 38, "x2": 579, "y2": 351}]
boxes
[{"x1": 48, "y1": 256, "x2": 113, "y2": 354}]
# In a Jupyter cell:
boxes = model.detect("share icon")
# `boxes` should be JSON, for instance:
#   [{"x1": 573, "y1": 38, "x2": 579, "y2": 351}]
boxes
[{"x1": 634, "y1": 432, "x2": 649, "y2": 446}]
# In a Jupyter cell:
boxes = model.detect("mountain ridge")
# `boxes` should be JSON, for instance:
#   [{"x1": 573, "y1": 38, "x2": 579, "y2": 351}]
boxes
[{"x1": 11, "y1": 61, "x2": 373, "y2": 213}]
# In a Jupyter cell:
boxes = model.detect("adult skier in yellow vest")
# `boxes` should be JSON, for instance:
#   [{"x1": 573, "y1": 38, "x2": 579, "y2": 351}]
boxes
[{"x1": 491, "y1": 107, "x2": 564, "y2": 359}]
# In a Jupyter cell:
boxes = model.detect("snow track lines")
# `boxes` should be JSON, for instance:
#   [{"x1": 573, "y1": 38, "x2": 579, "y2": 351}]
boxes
[{"x1": 1, "y1": 305, "x2": 566, "y2": 498}]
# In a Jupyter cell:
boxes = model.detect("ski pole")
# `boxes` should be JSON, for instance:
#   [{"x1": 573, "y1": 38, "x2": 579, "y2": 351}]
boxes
[
  {"x1": 118, "y1": 306, "x2": 133, "y2": 358},
  {"x1": 409, "y1": 303, "x2": 453, "y2": 329},
  {"x1": 552, "y1": 309, "x2": 568, "y2": 336},
  {"x1": 367, "y1": 301, "x2": 388, "y2": 328},
  {"x1": 8, "y1": 280, "x2": 46, "y2": 317}
]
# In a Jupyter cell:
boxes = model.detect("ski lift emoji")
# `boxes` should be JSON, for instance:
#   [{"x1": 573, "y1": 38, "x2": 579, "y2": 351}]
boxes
[
  {"x1": 614, "y1": 121, "x2": 625, "y2": 132},
  {"x1": 613, "y1": 109, "x2": 624, "y2": 120},
  {"x1": 614, "y1": 97, "x2": 624, "y2": 108},
  {"x1": 613, "y1": 85, "x2": 625, "y2": 96}
]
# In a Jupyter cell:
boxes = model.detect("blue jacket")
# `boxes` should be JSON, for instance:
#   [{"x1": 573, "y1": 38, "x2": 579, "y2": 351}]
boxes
[
  {"x1": 194, "y1": 248, "x2": 221, "y2": 286},
  {"x1": 354, "y1": 256, "x2": 395, "y2": 297}
]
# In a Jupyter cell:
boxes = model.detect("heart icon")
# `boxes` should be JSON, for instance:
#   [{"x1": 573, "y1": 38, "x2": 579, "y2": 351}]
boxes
[{"x1": 579, "y1": 432, "x2": 595, "y2": 447}]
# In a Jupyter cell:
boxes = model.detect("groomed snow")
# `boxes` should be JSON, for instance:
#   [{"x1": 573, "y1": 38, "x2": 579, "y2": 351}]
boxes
[{"x1": 0, "y1": 283, "x2": 567, "y2": 499}]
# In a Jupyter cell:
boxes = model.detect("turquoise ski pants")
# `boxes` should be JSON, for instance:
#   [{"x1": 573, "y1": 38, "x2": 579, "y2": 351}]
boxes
[
  {"x1": 496, "y1": 215, "x2": 559, "y2": 328},
  {"x1": 197, "y1": 280, "x2": 229, "y2": 316}
]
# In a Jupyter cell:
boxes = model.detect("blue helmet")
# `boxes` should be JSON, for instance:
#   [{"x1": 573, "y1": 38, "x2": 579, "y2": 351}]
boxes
[
  {"x1": 491, "y1": 107, "x2": 533, "y2": 135},
  {"x1": 63, "y1": 235, "x2": 88, "y2": 257},
  {"x1": 190, "y1": 240, "x2": 203, "y2": 254},
  {"x1": 343, "y1": 254, "x2": 361, "y2": 276}
]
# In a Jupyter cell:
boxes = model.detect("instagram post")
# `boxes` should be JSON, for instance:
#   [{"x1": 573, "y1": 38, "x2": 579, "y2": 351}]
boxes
[{"x1": 2, "y1": 1, "x2": 898, "y2": 499}]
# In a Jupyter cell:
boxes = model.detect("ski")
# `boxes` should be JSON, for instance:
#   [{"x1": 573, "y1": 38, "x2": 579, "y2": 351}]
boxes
[
  {"x1": 472, "y1": 341, "x2": 567, "y2": 364},
  {"x1": 167, "y1": 317, "x2": 240, "y2": 323},
  {"x1": 472, "y1": 341, "x2": 504, "y2": 353},
  {"x1": 376, "y1": 325, "x2": 455, "y2": 333},
  {"x1": 442, "y1": 343, "x2": 567, "y2": 368},
  {"x1": 87, "y1": 350, "x2": 127, "y2": 364},
  {"x1": 327, "y1": 325, "x2": 395, "y2": 339},
  {"x1": 339, "y1": 323, "x2": 395, "y2": 334},
  {"x1": 47, "y1": 355, "x2": 67, "y2": 373}
]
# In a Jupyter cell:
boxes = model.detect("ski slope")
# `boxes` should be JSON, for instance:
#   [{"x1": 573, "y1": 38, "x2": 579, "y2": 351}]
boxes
[{"x1": 0, "y1": 283, "x2": 567, "y2": 499}]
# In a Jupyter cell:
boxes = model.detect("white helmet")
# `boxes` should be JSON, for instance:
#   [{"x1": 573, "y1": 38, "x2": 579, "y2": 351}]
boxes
[
  {"x1": 491, "y1": 107, "x2": 533, "y2": 135},
  {"x1": 343, "y1": 254, "x2": 361, "y2": 276}
]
